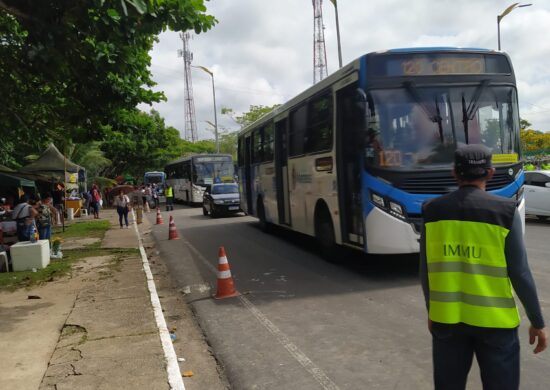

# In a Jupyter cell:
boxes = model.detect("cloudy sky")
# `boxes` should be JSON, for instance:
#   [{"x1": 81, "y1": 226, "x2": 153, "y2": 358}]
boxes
[{"x1": 140, "y1": 0, "x2": 550, "y2": 140}]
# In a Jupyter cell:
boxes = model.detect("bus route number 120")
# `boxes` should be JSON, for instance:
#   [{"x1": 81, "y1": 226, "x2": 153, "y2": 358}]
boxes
[{"x1": 378, "y1": 150, "x2": 402, "y2": 167}]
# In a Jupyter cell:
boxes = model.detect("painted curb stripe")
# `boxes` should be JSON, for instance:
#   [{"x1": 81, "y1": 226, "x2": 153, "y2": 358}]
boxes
[
  {"x1": 181, "y1": 237, "x2": 340, "y2": 390},
  {"x1": 132, "y1": 211, "x2": 185, "y2": 390}
]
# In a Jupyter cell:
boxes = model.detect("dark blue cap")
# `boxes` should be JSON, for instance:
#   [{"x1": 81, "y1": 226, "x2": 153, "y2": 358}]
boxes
[{"x1": 454, "y1": 144, "x2": 492, "y2": 178}]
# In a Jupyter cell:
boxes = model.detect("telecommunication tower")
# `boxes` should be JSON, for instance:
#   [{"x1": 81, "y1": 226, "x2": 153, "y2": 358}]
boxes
[
  {"x1": 178, "y1": 32, "x2": 198, "y2": 142},
  {"x1": 312, "y1": 0, "x2": 328, "y2": 83}
]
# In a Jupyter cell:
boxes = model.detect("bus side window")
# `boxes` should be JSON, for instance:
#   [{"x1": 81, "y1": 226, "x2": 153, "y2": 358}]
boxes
[
  {"x1": 252, "y1": 128, "x2": 263, "y2": 163},
  {"x1": 306, "y1": 93, "x2": 333, "y2": 153},
  {"x1": 289, "y1": 104, "x2": 307, "y2": 157},
  {"x1": 263, "y1": 122, "x2": 275, "y2": 162},
  {"x1": 238, "y1": 138, "x2": 244, "y2": 167}
]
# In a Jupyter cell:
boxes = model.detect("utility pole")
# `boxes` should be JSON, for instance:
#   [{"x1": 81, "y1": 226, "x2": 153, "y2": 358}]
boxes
[
  {"x1": 178, "y1": 32, "x2": 198, "y2": 142},
  {"x1": 330, "y1": 0, "x2": 343, "y2": 68},
  {"x1": 312, "y1": 0, "x2": 328, "y2": 83}
]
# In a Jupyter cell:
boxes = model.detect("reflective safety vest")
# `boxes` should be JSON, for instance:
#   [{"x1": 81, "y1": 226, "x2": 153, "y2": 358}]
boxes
[
  {"x1": 423, "y1": 187, "x2": 520, "y2": 329},
  {"x1": 165, "y1": 186, "x2": 173, "y2": 197}
]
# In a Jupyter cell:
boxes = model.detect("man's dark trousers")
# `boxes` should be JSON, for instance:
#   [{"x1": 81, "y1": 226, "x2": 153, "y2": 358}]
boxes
[{"x1": 432, "y1": 322, "x2": 519, "y2": 390}]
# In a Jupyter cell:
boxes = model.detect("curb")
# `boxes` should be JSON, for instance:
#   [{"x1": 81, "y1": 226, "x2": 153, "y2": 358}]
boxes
[{"x1": 131, "y1": 210, "x2": 185, "y2": 390}]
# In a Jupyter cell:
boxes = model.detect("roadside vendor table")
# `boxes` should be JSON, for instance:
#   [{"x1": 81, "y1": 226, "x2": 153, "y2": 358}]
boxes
[
  {"x1": 65, "y1": 199, "x2": 82, "y2": 217},
  {"x1": 11, "y1": 240, "x2": 50, "y2": 271}
]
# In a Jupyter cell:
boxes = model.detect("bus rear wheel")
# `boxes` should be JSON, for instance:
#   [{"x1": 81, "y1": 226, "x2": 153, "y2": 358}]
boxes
[
  {"x1": 257, "y1": 199, "x2": 271, "y2": 233},
  {"x1": 315, "y1": 211, "x2": 337, "y2": 262}
]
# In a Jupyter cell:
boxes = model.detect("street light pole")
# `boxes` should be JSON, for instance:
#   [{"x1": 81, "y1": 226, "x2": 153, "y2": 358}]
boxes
[
  {"x1": 330, "y1": 0, "x2": 343, "y2": 68},
  {"x1": 193, "y1": 65, "x2": 219, "y2": 153},
  {"x1": 497, "y1": 3, "x2": 532, "y2": 51}
]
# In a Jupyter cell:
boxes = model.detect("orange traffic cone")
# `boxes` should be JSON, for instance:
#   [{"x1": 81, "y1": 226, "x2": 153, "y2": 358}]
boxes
[
  {"x1": 168, "y1": 215, "x2": 179, "y2": 240},
  {"x1": 156, "y1": 208, "x2": 164, "y2": 225},
  {"x1": 144, "y1": 201, "x2": 150, "y2": 213},
  {"x1": 214, "y1": 247, "x2": 240, "y2": 299}
]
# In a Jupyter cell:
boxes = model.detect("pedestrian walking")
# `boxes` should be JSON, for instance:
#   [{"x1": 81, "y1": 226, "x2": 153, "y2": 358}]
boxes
[
  {"x1": 12, "y1": 195, "x2": 38, "y2": 241},
  {"x1": 420, "y1": 144, "x2": 547, "y2": 390},
  {"x1": 90, "y1": 184, "x2": 102, "y2": 219},
  {"x1": 36, "y1": 193, "x2": 56, "y2": 240},
  {"x1": 165, "y1": 184, "x2": 174, "y2": 211},
  {"x1": 113, "y1": 190, "x2": 131, "y2": 228},
  {"x1": 152, "y1": 184, "x2": 160, "y2": 209}
]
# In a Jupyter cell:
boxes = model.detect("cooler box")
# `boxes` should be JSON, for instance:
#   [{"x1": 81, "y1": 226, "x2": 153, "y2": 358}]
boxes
[{"x1": 11, "y1": 240, "x2": 50, "y2": 271}]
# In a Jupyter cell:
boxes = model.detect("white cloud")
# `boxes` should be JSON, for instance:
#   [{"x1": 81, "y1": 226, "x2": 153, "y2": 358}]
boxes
[{"x1": 142, "y1": 0, "x2": 550, "y2": 136}]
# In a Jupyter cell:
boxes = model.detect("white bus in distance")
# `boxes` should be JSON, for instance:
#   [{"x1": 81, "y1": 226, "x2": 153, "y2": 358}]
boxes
[{"x1": 165, "y1": 154, "x2": 235, "y2": 204}]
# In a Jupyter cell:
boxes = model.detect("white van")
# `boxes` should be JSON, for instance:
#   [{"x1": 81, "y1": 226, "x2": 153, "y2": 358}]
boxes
[{"x1": 524, "y1": 170, "x2": 550, "y2": 220}]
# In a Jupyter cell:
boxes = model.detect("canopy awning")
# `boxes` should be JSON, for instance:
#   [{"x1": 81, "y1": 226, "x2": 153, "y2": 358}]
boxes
[
  {"x1": 19, "y1": 143, "x2": 80, "y2": 174},
  {"x1": 0, "y1": 172, "x2": 35, "y2": 188}
]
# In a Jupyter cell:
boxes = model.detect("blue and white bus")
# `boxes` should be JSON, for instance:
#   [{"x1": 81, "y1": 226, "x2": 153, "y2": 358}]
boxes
[
  {"x1": 144, "y1": 171, "x2": 166, "y2": 188},
  {"x1": 237, "y1": 48, "x2": 525, "y2": 255},
  {"x1": 165, "y1": 154, "x2": 235, "y2": 204}
]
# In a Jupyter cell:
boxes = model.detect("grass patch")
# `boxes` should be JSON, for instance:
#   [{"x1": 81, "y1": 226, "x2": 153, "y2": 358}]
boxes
[
  {"x1": 0, "y1": 246, "x2": 139, "y2": 291},
  {"x1": 0, "y1": 258, "x2": 73, "y2": 290},
  {"x1": 53, "y1": 219, "x2": 111, "y2": 240}
]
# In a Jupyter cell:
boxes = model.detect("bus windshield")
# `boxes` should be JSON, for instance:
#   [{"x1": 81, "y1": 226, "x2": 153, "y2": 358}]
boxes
[
  {"x1": 144, "y1": 173, "x2": 164, "y2": 185},
  {"x1": 365, "y1": 84, "x2": 520, "y2": 169},
  {"x1": 193, "y1": 161, "x2": 234, "y2": 185}
]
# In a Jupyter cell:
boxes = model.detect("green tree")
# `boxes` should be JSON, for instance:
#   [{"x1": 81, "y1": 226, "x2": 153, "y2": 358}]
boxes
[
  {"x1": 219, "y1": 105, "x2": 280, "y2": 160},
  {"x1": 520, "y1": 118, "x2": 532, "y2": 130},
  {"x1": 100, "y1": 109, "x2": 186, "y2": 178},
  {"x1": 222, "y1": 104, "x2": 280, "y2": 128},
  {"x1": 520, "y1": 128, "x2": 550, "y2": 156},
  {"x1": 0, "y1": 0, "x2": 216, "y2": 167}
]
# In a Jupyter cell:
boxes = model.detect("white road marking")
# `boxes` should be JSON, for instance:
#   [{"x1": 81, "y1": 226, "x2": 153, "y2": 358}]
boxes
[
  {"x1": 132, "y1": 212, "x2": 185, "y2": 390},
  {"x1": 181, "y1": 237, "x2": 341, "y2": 390}
]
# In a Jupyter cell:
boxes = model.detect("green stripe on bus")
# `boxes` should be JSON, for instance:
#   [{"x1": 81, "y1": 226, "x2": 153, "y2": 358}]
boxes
[
  {"x1": 428, "y1": 262, "x2": 508, "y2": 277},
  {"x1": 430, "y1": 291, "x2": 516, "y2": 308}
]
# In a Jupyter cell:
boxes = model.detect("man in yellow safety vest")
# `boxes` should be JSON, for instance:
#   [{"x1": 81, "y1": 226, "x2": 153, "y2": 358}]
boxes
[
  {"x1": 165, "y1": 184, "x2": 174, "y2": 212},
  {"x1": 420, "y1": 144, "x2": 547, "y2": 389}
]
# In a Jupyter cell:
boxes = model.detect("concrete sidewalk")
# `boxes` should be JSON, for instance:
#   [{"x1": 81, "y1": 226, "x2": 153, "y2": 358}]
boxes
[{"x1": 0, "y1": 209, "x2": 227, "y2": 390}]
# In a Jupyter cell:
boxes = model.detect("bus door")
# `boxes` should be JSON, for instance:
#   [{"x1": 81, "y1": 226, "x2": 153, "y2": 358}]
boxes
[
  {"x1": 244, "y1": 136, "x2": 254, "y2": 214},
  {"x1": 336, "y1": 82, "x2": 364, "y2": 247},
  {"x1": 275, "y1": 119, "x2": 291, "y2": 225}
]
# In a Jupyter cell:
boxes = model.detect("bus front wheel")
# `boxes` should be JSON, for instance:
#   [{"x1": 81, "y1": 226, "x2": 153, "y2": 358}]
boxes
[{"x1": 315, "y1": 211, "x2": 337, "y2": 262}]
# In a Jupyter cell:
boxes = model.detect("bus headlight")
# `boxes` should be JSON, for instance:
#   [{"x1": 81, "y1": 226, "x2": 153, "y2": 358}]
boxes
[
  {"x1": 389, "y1": 201, "x2": 404, "y2": 216},
  {"x1": 370, "y1": 191, "x2": 406, "y2": 220},
  {"x1": 371, "y1": 193, "x2": 385, "y2": 208}
]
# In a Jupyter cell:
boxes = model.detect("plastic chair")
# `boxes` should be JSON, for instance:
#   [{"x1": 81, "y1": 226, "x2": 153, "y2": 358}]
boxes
[{"x1": 0, "y1": 251, "x2": 8, "y2": 273}]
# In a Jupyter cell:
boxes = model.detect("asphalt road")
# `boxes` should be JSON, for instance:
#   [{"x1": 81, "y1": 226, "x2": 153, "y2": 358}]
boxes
[{"x1": 149, "y1": 207, "x2": 550, "y2": 390}]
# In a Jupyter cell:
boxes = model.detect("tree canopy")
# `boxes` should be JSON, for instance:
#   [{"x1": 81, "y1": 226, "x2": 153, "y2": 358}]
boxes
[{"x1": 0, "y1": 0, "x2": 216, "y2": 167}]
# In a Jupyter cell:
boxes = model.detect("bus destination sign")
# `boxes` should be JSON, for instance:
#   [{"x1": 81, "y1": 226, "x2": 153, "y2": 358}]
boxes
[
  {"x1": 400, "y1": 57, "x2": 484, "y2": 76},
  {"x1": 195, "y1": 156, "x2": 230, "y2": 163},
  {"x1": 373, "y1": 53, "x2": 512, "y2": 77}
]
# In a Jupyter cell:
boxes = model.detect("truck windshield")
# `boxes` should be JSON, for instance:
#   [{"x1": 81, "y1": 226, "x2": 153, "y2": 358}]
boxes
[{"x1": 364, "y1": 85, "x2": 520, "y2": 169}]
